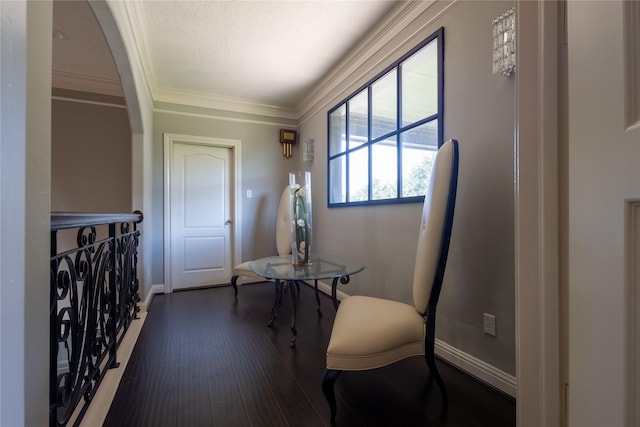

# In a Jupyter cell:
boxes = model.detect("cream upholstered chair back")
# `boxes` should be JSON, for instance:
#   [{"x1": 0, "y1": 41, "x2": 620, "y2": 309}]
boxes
[
  {"x1": 275, "y1": 186, "x2": 292, "y2": 256},
  {"x1": 230, "y1": 185, "x2": 292, "y2": 297},
  {"x1": 412, "y1": 139, "x2": 458, "y2": 315}
]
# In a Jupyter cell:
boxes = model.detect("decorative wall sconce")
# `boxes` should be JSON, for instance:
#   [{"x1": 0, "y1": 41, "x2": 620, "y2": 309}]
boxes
[
  {"x1": 302, "y1": 138, "x2": 315, "y2": 162},
  {"x1": 280, "y1": 129, "x2": 297, "y2": 158},
  {"x1": 492, "y1": 7, "x2": 516, "y2": 77}
]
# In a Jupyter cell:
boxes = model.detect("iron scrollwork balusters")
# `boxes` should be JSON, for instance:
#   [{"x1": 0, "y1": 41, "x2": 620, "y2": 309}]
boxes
[{"x1": 50, "y1": 213, "x2": 142, "y2": 427}]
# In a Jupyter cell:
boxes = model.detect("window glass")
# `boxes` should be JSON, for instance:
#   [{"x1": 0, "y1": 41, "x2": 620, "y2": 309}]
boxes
[
  {"x1": 327, "y1": 28, "x2": 443, "y2": 207},
  {"x1": 401, "y1": 40, "x2": 438, "y2": 127},
  {"x1": 329, "y1": 155, "x2": 346, "y2": 203},
  {"x1": 401, "y1": 121, "x2": 438, "y2": 197},
  {"x1": 348, "y1": 147, "x2": 369, "y2": 202},
  {"x1": 371, "y1": 69, "x2": 397, "y2": 139},
  {"x1": 371, "y1": 136, "x2": 398, "y2": 200},
  {"x1": 329, "y1": 105, "x2": 346, "y2": 156},
  {"x1": 348, "y1": 90, "x2": 368, "y2": 149}
]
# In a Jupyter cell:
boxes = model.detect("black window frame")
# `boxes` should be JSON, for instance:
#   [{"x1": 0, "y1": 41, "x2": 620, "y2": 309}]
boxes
[{"x1": 327, "y1": 27, "x2": 444, "y2": 207}]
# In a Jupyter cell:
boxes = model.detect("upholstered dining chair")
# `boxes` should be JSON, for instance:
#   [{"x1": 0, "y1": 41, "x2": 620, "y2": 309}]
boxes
[
  {"x1": 321, "y1": 139, "x2": 459, "y2": 423},
  {"x1": 230, "y1": 186, "x2": 291, "y2": 297}
]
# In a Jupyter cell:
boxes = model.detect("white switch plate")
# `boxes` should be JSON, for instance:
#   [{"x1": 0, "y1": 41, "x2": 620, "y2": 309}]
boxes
[
  {"x1": 246, "y1": 189, "x2": 252, "y2": 198},
  {"x1": 483, "y1": 313, "x2": 496, "y2": 336}
]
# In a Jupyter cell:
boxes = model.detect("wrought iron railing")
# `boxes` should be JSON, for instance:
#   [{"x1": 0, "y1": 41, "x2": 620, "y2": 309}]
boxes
[{"x1": 50, "y1": 212, "x2": 143, "y2": 427}]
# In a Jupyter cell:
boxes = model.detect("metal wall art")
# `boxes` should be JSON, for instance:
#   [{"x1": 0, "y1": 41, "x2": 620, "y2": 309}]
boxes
[
  {"x1": 303, "y1": 138, "x2": 315, "y2": 162},
  {"x1": 492, "y1": 7, "x2": 516, "y2": 77}
]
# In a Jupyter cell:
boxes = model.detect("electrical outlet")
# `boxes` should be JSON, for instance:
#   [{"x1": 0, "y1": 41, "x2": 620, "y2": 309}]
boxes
[{"x1": 483, "y1": 313, "x2": 496, "y2": 336}]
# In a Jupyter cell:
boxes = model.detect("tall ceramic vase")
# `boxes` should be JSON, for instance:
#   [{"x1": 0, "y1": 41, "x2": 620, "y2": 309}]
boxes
[{"x1": 289, "y1": 171, "x2": 312, "y2": 265}]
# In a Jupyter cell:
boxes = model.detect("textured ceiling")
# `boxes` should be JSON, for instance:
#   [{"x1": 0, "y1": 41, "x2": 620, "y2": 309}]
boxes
[
  {"x1": 52, "y1": 0, "x2": 120, "y2": 83},
  {"x1": 52, "y1": 0, "x2": 399, "y2": 113}
]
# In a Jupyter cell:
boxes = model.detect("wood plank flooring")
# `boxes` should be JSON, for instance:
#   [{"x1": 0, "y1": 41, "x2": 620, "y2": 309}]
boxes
[{"x1": 104, "y1": 283, "x2": 515, "y2": 427}]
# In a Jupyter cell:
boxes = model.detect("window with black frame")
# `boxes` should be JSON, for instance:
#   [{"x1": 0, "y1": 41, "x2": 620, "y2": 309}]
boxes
[{"x1": 327, "y1": 27, "x2": 444, "y2": 207}]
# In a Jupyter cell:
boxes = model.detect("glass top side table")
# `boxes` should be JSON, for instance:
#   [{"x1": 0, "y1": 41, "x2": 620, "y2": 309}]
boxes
[{"x1": 249, "y1": 254, "x2": 364, "y2": 347}]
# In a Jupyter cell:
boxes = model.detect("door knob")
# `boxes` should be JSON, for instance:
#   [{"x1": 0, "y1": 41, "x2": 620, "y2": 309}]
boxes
[{"x1": 225, "y1": 219, "x2": 233, "y2": 225}]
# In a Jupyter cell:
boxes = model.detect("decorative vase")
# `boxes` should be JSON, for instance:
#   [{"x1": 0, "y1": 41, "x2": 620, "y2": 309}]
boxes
[{"x1": 289, "y1": 171, "x2": 312, "y2": 265}]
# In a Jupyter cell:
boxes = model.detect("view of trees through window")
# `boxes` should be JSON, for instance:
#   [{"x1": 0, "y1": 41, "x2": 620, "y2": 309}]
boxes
[{"x1": 328, "y1": 27, "x2": 443, "y2": 207}]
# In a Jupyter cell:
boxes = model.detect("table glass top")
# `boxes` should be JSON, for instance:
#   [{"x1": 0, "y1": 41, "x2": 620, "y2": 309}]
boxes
[{"x1": 249, "y1": 254, "x2": 364, "y2": 281}]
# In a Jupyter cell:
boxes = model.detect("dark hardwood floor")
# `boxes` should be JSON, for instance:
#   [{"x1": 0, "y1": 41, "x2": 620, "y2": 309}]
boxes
[{"x1": 104, "y1": 282, "x2": 515, "y2": 427}]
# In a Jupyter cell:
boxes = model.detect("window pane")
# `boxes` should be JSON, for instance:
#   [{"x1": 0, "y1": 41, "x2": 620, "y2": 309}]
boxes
[
  {"x1": 372, "y1": 137, "x2": 398, "y2": 200},
  {"x1": 371, "y1": 70, "x2": 397, "y2": 139},
  {"x1": 401, "y1": 121, "x2": 438, "y2": 197},
  {"x1": 348, "y1": 147, "x2": 369, "y2": 202},
  {"x1": 329, "y1": 155, "x2": 346, "y2": 203},
  {"x1": 401, "y1": 39, "x2": 438, "y2": 126},
  {"x1": 327, "y1": 28, "x2": 442, "y2": 207},
  {"x1": 348, "y1": 89, "x2": 368, "y2": 149},
  {"x1": 329, "y1": 104, "x2": 346, "y2": 156}
]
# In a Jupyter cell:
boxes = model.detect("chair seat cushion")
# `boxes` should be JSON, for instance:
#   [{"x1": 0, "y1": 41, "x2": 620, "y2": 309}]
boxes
[
  {"x1": 326, "y1": 295, "x2": 425, "y2": 371},
  {"x1": 232, "y1": 262, "x2": 263, "y2": 280},
  {"x1": 233, "y1": 261, "x2": 253, "y2": 274}
]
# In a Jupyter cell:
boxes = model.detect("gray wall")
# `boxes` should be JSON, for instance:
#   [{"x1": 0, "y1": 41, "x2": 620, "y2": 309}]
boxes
[
  {"x1": 51, "y1": 96, "x2": 131, "y2": 213},
  {"x1": 27, "y1": 2, "x2": 53, "y2": 424},
  {"x1": 297, "y1": 0, "x2": 516, "y2": 375}
]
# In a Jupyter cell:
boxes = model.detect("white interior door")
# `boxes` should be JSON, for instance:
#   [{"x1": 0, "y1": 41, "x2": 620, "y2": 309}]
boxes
[
  {"x1": 567, "y1": 2, "x2": 640, "y2": 425},
  {"x1": 169, "y1": 141, "x2": 232, "y2": 290}
]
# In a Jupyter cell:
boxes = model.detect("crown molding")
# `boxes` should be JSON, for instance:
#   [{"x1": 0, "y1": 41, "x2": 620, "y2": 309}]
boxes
[
  {"x1": 153, "y1": 87, "x2": 298, "y2": 120},
  {"x1": 154, "y1": 105, "x2": 297, "y2": 128},
  {"x1": 52, "y1": 70, "x2": 123, "y2": 97},
  {"x1": 295, "y1": 0, "x2": 440, "y2": 122}
]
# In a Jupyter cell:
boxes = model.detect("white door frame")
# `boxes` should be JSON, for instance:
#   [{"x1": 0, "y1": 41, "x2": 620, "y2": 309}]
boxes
[
  {"x1": 164, "y1": 133, "x2": 242, "y2": 293},
  {"x1": 515, "y1": 1, "x2": 561, "y2": 426}
]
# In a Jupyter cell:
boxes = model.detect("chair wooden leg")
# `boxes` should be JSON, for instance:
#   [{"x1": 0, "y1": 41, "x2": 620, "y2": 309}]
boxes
[
  {"x1": 425, "y1": 306, "x2": 448, "y2": 409},
  {"x1": 231, "y1": 275, "x2": 239, "y2": 298},
  {"x1": 425, "y1": 343, "x2": 448, "y2": 408},
  {"x1": 322, "y1": 369, "x2": 342, "y2": 424}
]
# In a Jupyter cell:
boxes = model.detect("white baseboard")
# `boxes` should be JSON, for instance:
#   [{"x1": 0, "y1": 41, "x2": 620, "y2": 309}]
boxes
[
  {"x1": 142, "y1": 284, "x2": 165, "y2": 310},
  {"x1": 310, "y1": 280, "x2": 516, "y2": 398},
  {"x1": 78, "y1": 311, "x2": 147, "y2": 426},
  {"x1": 435, "y1": 339, "x2": 516, "y2": 397},
  {"x1": 314, "y1": 279, "x2": 350, "y2": 302},
  {"x1": 234, "y1": 276, "x2": 267, "y2": 286}
]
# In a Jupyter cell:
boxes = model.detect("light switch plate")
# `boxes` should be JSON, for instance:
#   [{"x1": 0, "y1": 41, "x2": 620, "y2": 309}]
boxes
[{"x1": 483, "y1": 313, "x2": 496, "y2": 336}]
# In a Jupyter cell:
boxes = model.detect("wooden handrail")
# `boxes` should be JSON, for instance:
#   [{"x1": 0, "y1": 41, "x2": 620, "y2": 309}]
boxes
[{"x1": 51, "y1": 211, "x2": 143, "y2": 230}]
